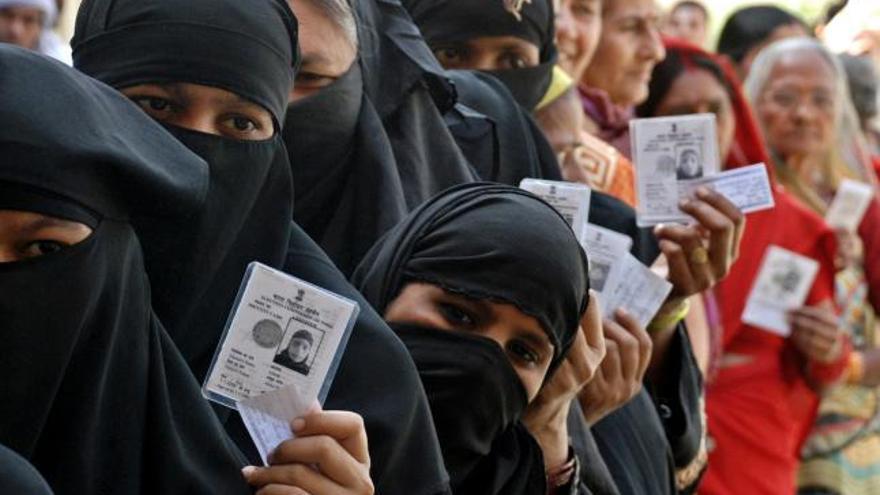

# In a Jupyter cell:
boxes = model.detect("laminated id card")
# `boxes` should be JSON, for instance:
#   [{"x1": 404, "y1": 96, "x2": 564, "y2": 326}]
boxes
[
  {"x1": 520, "y1": 178, "x2": 592, "y2": 241},
  {"x1": 630, "y1": 114, "x2": 721, "y2": 226},
  {"x1": 202, "y1": 262, "x2": 358, "y2": 410},
  {"x1": 203, "y1": 263, "x2": 359, "y2": 463}
]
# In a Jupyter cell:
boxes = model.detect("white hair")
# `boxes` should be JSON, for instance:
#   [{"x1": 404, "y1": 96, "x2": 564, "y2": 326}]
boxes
[{"x1": 744, "y1": 36, "x2": 874, "y2": 184}]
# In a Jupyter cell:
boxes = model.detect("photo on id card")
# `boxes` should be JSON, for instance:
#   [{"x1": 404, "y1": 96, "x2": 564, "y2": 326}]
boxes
[{"x1": 202, "y1": 262, "x2": 358, "y2": 410}]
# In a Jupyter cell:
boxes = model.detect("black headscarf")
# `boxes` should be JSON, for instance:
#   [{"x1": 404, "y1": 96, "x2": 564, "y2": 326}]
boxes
[
  {"x1": 72, "y1": 0, "x2": 299, "y2": 380},
  {"x1": 352, "y1": 183, "x2": 590, "y2": 493},
  {"x1": 0, "y1": 45, "x2": 250, "y2": 494},
  {"x1": 402, "y1": 0, "x2": 557, "y2": 110},
  {"x1": 353, "y1": 183, "x2": 589, "y2": 364}
]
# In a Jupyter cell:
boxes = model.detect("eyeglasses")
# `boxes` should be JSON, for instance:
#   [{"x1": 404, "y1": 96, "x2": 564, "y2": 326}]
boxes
[{"x1": 764, "y1": 88, "x2": 836, "y2": 115}]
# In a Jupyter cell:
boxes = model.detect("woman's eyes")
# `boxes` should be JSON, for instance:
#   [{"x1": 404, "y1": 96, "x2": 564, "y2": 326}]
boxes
[
  {"x1": 19, "y1": 240, "x2": 66, "y2": 259},
  {"x1": 438, "y1": 302, "x2": 476, "y2": 327},
  {"x1": 295, "y1": 72, "x2": 338, "y2": 89},
  {"x1": 433, "y1": 47, "x2": 465, "y2": 66},
  {"x1": 507, "y1": 339, "x2": 541, "y2": 366},
  {"x1": 223, "y1": 115, "x2": 259, "y2": 133},
  {"x1": 131, "y1": 96, "x2": 176, "y2": 116},
  {"x1": 499, "y1": 52, "x2": 529, "y2": 70}
]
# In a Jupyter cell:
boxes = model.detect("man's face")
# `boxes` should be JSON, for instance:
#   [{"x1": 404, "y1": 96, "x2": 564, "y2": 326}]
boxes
[
  {"x1": 0, "y1": 6, "x2": 44, "y2": 50},
  {"x1": 581, "y1": 0, "x2": 665, "y2": 106},
  {"x1": 287, "y1": 337, "x2": 312, "y2": 363}
]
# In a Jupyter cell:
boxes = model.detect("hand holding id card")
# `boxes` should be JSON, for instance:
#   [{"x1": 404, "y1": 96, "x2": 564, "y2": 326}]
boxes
[
  {"x1": 203, "y1": 262, "x2": 358, "y2": 463},
  {"x1": 631, "y1": 114, "x2": 774, "y2": 226}
]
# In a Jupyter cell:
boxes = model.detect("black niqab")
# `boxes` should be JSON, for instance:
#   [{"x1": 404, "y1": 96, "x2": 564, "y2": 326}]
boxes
[
  {"x1": 284, "y1": 62, "x2": 409, "y2": 276},
  {"x1": 353, "y1": 183, "x2": 591, "y2": 493},
  {"x1": 402, "y1": 0, "x2": 557, "y2": 110},
  {"x1": 72, "y1": 0, "x2": 298, "y2": 380},
  {"x1": 0, "y1": 45, "x2": 249, "y2": 494}
]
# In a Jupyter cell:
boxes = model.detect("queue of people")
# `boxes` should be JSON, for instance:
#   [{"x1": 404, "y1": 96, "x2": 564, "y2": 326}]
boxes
[{"x1": 0, "y1": 0, "x2": 879, "y2": 494}]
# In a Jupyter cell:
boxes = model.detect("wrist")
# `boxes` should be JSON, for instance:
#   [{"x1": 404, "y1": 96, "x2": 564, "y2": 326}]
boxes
[{"x1": 648, "y1": 298, "x2": 690, "y2": 333}]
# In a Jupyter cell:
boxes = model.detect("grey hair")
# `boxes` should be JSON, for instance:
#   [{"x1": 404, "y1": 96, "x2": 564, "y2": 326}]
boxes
[
  {"x1": 744, "y1": 37, "x2": 876, "y2": 208},
  {"x1": 305, "y1": 0, "x2": 359, "y2": 50}
]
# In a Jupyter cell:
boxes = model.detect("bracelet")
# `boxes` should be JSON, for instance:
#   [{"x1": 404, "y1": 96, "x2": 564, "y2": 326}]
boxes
[
  {"x1": 648, "y1": 299, "x2": 691, "y2": 333},
  {"x1": 847, "y1": 351, "x2": 865, "y2": 384},
  {"x1": 546, "y1": 447, "x2": 577, "y2": 493}
]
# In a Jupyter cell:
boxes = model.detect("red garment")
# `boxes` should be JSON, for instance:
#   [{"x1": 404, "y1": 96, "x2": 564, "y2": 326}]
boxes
[
  {"x1": 577, "y1": 85, "x2": 633, "y2": 159},
  {"x1": 652, "y1": 40, "x2": 849, "y2": 495}
]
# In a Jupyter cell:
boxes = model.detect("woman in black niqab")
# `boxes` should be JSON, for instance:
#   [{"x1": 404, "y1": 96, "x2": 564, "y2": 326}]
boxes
[
  {"x1": 73, "y1": 1, "x2": 451, "y2": 493},
  {"x1": 353, "y1": 182, "x2": 591, "y2": 494},
  {"x1": 401, "y1": 0, "x2": 557, "y2": 111},
  {"x1": 0, "y1": 45, "x2": 250, "y2": 494}
]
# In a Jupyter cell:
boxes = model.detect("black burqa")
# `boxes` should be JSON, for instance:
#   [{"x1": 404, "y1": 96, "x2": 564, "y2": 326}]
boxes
[
  {"x1": 74, "y1": 1, "x2": 451, "y2": 493},
  {"x1": 73, "y1": 0, "x2": 298, "y2": 381},
  {"x1": 0, "y1": 45, "x2": 250, "y2": 494},
  {"x1": 284, "y1": 62, "x2": 408, "y2": 277},
  {"x1": 285, "y1": 0, "x2": 564, "y2": 276},
  {"x1": 352, "y1": 183, "x2": 591, "y2": 494}
]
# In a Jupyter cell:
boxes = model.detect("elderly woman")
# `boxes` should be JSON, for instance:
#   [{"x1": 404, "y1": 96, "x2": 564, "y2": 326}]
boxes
[
  {"x1": 745, "y1": 37, "x2": 880, "y2": 495},
  {"x1": 637, "y1": 37, "x2": 854, "y2": 495}
]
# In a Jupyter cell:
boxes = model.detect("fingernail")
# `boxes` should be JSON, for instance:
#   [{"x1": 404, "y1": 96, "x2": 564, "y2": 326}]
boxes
[
  {"x1": 616, "y1": 308, "x2": 630, "y2": 318},
  {"x1": 654, "y1": 224, "x2": 665, "y2": 234},
  {"x1": 292, "y1": 417, "x2": 306, "y2": 432},
  {"x1": 241, "y1": 466, "x2": 256, "y2": 478},
  {"x1": 696, "y1": 186, "x2": 710, "y2": 198},
  {"x1": 679, "y1": 198, "x2": 690, "y2": 208}
]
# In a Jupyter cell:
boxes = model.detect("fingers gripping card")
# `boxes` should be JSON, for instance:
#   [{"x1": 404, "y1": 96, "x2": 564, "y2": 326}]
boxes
[{"x1": 202, "y1": 263, "x2": 358, "y2": 460}]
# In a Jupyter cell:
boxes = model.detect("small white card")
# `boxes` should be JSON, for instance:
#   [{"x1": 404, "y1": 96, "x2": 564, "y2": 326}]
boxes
[
  {"x1": 826, "y1": 179, "x2": 874, "y2": 231},
  {"x1": 202, "y1": 263, "x2": 358, "y2": 461},
  {"x1": 520, "y1": 178, "x2": 592, "y2": 241},
  {"x1": 580, "y1": 224, "x2": 633, "y2": 294},
  {"x1": 742, "y1": 246, "x2": 820, "y2": 336},
  {"x1": 600, "y1": 253, "x2": 674, "y2": 327},
  {"x1": 631, "y1": 114, "x2": 720, "y2": 226},
  {"x1": 238, "y1": 384, "x2": 315, "y2": 465},
  {"x1": 681, "y1": 163, "x2": 775, "y2": 214}
]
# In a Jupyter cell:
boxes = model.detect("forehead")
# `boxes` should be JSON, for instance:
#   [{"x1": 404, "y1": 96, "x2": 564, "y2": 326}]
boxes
[
  {"x1": 668, "y1": 69, "x2": 728, "y2": 98},
  {"x1": 0, "y1": 6, "x2": 44, "y2": 17},
  {"x1": 603, "y1": 0, "x2": 659, "y2": 18},
  {"x1": 767, "y1": 50, "x2": 836, "y2": 88}
]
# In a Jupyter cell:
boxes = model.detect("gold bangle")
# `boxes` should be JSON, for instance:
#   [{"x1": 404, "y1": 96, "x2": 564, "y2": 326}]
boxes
[
  {"x1": 648, "y1": 299, "x2": 691, "y2": 332},
  {"x1": 847, "y1": 351, "x2": 865, "y2": 384}
]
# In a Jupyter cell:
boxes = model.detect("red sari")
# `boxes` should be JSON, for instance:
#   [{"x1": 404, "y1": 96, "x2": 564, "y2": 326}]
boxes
[{"x1": 651, "y1": 41, "x2": 850, "y2": 495}]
